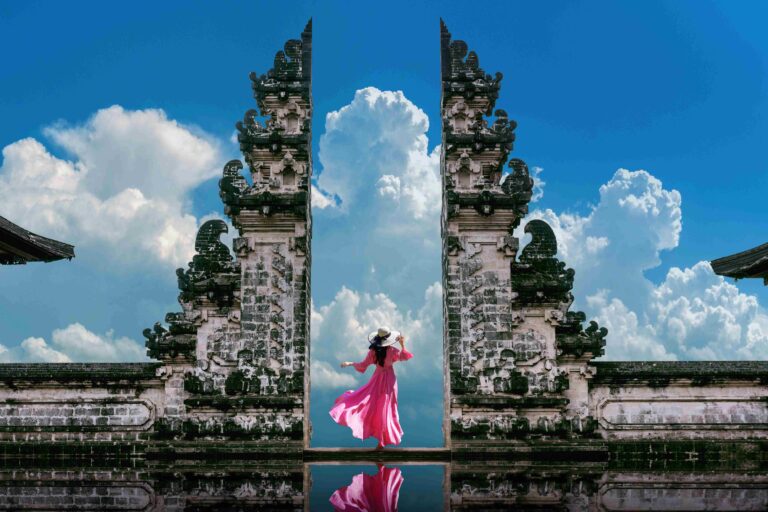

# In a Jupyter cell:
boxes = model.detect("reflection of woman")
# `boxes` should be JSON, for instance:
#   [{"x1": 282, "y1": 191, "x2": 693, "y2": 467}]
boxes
[
  {"x1": 330, "y1": 326, "x2": 413, "y2": 449},
  {"x1": 329, "y1": 465, "x2": 403, "y2": 512}
]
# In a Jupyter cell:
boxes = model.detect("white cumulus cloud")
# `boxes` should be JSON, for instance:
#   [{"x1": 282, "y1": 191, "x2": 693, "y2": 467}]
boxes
[
  {"x1": 43, "y1": 106, "x2": 220, "y2": 202},
  {"x1": 1, "y1": 323, "x2": 147, "y2": 363},
  {"x1": 311, "y1": 184, "x2": 336, "y2": 209},
  {"x1": 518, "y1": 168, "x2": 767, "y2": 361},
  {"x1": 19, "y1": 337, "x2": 72, "y2": 363},
  {"x1": 376, "y1": 174, "x2": 401, "y2": 201},
  {"x1": 311, "y1": 88, "x2": 442, "y2": 312},
  {"x1": 316, "y1": 87, "x2": 440, "y2": 220},
  {"x1": 0, "y1": 105, "x2": 222, "y2": 270},
  {"x1": 310, "y1": 360, "x2": 358, "y2": 390},
  {"x1": 311, "y1": 282, "x2": 443, "y2": 389},
  {"x1": 530, "y1": 166, "x2": 546, "y2": 203}
]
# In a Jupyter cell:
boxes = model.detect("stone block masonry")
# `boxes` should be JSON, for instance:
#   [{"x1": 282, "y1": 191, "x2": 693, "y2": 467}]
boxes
[
  {"x1": 0, "y1": 363, "x2": 164, "y2": 442},
  {"x1": 439, "y1": 19, "x2": 768, "y2": 449},
  {"x1": 0, "y1": 20, "x2": 314, "y2": 452},
  {"x1": 590, "y1": 361, "x2": 768, "y2": 440},
  {"x1": 0, "y1": 19, "x2": 765, "y2": 457},
  {"x1": 441, "y1": 20, "x2": 607, "y2": 446},
  {"x1": 147, "y1": 18, "x2": 314, "y2": 448}
]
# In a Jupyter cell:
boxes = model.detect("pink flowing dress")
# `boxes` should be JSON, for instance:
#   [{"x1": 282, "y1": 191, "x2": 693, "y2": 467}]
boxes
[
  {"x1": 329, "y1": 465, "x2": 403, "y2": 512},
  {"x1": 329, "y1": 346, "x2": 414, "y2": 446}
]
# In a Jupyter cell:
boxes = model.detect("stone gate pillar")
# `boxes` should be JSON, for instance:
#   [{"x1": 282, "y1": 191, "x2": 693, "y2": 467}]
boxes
[
  {"x1": 441, "y1": 21, "x2": 607, "y2": 451},
  {"x1": 145, "y1": 21, "x2": 313, "y2": 450}
]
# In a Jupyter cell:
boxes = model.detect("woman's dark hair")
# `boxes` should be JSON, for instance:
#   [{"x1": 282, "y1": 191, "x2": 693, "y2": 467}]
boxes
[{"x1": 368, "y1": 335, "x2": 389, "y2": 367}]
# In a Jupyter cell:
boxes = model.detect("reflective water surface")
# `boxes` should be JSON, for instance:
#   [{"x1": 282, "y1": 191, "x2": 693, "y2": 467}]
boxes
[
  {"x1": 0, "y1": 449, "x2": 766, "y2": 510},
  {"x1": 314, "y1": 464, "x2": 444, "y2": 511},
  {"x1": 315, "y1": 464, "x2": 768, "y2": 511}
]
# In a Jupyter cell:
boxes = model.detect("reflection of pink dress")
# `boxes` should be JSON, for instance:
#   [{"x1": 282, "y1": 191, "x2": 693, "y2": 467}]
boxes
[
  {"x1": 329, "y1": 347, "x2": 413, "y2": 446},
  {"x1": 329, "y1": 465, "x2": 404, "y2": 512}
]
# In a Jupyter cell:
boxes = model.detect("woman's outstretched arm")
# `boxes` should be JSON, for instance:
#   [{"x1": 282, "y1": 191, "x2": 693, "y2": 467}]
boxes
[
  {"x1": 396, "y1": 334, "x2": 413, "y2": 361},
  {"x1": 341, "y1": 349, "x2": 375, "y2": 373}
]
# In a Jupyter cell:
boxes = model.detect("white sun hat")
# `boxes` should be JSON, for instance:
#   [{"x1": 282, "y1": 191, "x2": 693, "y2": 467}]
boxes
[{"x1": 367, "y1": 326, "x2": 401, "y2": 347}]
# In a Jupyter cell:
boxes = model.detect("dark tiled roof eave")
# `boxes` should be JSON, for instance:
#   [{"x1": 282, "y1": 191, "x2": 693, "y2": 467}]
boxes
[
  {"x1": 0, "y1": 216, "x2": 75, "y2": 263},
  {"x1": 711, "y1": 241, "x2": 768, "y2": 280}
]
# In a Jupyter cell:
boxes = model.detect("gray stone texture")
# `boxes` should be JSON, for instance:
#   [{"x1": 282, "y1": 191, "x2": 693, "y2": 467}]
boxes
[
  {"x1": 440, "y1": 20, "x2": 768, "y2": 447},
  {"x1": 0, "y1": 20, "x2": 765, "y2": 452}
]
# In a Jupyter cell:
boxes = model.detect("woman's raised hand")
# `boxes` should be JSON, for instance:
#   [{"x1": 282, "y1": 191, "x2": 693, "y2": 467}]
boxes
[
  {"x1": 397, "y1": 334, "x2": 405, "y2": 346},
  {"x1": 340, "y1": 361, "x2": 354, "y2": 368}
]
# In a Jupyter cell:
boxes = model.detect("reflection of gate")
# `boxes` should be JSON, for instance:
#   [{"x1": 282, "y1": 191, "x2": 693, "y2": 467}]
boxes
[{"x1": 1, "y1": 459, "x2": 767, "y2": 510}]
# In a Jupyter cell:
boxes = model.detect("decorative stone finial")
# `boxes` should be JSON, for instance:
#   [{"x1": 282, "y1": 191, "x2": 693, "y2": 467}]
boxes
[
  {"x1": 440, "y1": 20, "x2": 503, "y2": 112},
  {"x1": 509, "y1": 220, "x2": 574, "y2": 306}
]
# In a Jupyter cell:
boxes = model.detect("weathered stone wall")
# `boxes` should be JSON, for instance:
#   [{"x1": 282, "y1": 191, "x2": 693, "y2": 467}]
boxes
[
  {"x1": 441, "y1": 21, "x2": 768, "y2": 450},
  {"x1": 441, "y1": 21, "x2": 606, "y2": 448},
  {"x1": 0, "y1": 364, "x2": 163, "y2": 443},
  {"x1": 140, "y1": 20, "x2": 314, "y2": 447},
  {"x1": 0, "y1": 22, "x2": 314, "y2": 448},
  {"x1": 0, "y1": 19, "x2": 766, "y2": 454},
  {"x1": 589, "y1": 362, "x2": 768, "y2": 440}
]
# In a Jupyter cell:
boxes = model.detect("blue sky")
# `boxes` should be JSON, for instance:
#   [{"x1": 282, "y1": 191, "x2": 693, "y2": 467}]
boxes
[{"x1": 1, "y1": 1, "x2": 767, "y2": 446}]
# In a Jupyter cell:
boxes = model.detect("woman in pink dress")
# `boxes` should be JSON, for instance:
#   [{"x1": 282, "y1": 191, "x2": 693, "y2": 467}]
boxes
[
  {"x1": 329, "y1": 464, "x2": 403, "y2": 512},
  {"x1": 330, "y1": 326, "x2": 413, "y2": 449}
]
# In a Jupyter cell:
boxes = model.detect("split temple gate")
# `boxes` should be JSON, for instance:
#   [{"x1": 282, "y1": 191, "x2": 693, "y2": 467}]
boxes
[
  {"x1": 437, "y1": 21, "x2": 767, "y2": 449},
  {"x1": 0, "y1": 20, "x2": 766, "y2": 510}
]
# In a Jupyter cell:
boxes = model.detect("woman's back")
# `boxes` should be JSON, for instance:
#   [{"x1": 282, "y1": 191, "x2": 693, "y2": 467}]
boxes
[
  {"x1": 353, "y1": 346, "x2": 413, "y2": 372},
  {"x1": 331, "y1": 328, "x2": 413, "y2": 448}
]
